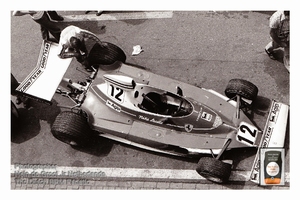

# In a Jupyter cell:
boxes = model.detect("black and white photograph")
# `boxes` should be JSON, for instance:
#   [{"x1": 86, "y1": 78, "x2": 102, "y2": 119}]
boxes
[{"x1": 7, "y1": 0, "x2": 297, "y2": 196}]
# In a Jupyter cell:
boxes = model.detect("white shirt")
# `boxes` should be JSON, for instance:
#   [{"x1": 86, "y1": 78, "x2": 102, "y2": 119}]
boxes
[
  {"x1": 58, "y1": 25, "x2": 101, "y2": 55},
  {"x1": 269, "y1": 11, "x2": 289, "y2": 39}
]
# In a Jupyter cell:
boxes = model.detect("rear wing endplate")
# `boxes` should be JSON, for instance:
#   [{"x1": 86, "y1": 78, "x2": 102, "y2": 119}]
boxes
[
  {"x1": 249, "y1": 100, "x2": 289, "y2": 184},
  {"x1": 15, "y1": 40, "x2": 72, "y2": 105}
]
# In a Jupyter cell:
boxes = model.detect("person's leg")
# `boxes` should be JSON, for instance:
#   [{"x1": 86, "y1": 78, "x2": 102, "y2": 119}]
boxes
[
  {"x1": 265, "y1": 40, "x2": 280, "y2": 59},
  {"x1": 11, "y1": 73, "x2": 19, "y2": 96},
  {"x1": 40, "y1": 26, "x2": 50, "y2": 40},
  {"x1": 47, "y1": 11, "x2": 64, "y2": 21},
  {"x1": 283, "y1": 46, "x2": 290, "y2": 72},
  {"x1": 265, "y1": 40, "x2": 280, "y2": 53},
  {"x1": 11, "y1": 73, "x2": 30, "y2": 107},
  {"x1": 34, "y1": 11, "x2": 61, "y2": 41}
]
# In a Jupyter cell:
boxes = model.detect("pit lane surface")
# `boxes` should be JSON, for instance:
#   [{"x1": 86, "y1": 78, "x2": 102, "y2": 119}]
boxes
[{"x1": 10, "y1": 11, "x2": 290, "y2": 189}]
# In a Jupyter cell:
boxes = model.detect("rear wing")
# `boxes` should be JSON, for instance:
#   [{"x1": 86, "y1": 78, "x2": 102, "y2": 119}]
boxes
[
  {"x1": 15, "y1": 40, "x2": 72, "y2": 104},
  {"x1": 249, "y1": 100, "x2": 289, "y2": 184}
]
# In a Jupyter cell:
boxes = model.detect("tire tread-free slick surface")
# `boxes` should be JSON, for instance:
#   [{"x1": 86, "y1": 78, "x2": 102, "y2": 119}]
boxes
[
  {"x1": 196, "y1": 157, "x2": 232, "y2": 183},
  {"x1": 51, "y1": 111, "x2": 91, "y2": 147}
]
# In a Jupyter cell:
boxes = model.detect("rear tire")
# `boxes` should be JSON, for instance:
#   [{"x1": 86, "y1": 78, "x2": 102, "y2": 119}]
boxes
[
  {"x1": 225, "y1": 79, "x2": 258, "y2": 101},
  {"x1": 51, "y1": 111, "x2": 91, "y2": 147},
  {"x1": 196, "y1": 157, "x2": 232, "y2": 183},
  {"x1": 88, "y1": 42, "x2": 126, "y2": 65}
]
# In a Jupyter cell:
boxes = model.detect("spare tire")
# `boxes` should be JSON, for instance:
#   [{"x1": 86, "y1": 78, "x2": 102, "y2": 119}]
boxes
[
  {"x1": 225, "y1": 79, "x2": 258, "y2": 101},
  {"x1": 87, "y1": 42, "x2": 126, "y2": 65}
]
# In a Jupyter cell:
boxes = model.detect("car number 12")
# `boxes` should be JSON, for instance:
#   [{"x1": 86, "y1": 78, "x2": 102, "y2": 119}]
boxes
[
  {"x1": 236, "y1": 122, "x2": 258, "y2": 146},
  {"x1": 107, "y1": 84, "x2": 124, "y2": 102}
]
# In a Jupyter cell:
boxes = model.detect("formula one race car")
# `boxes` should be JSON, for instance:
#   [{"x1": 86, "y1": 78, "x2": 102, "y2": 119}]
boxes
[{"x1": 15, "y1": 40, "x2": 289, "y2": 184}]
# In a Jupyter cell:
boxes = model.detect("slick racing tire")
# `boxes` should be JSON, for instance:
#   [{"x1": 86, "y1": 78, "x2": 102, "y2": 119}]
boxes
[
  {"x1": 51, "y1": 111, "x2": 91, "y2": 147},
  {"x1": 196, "y1": 157, "x2": 232, "y2": 183},
  {"x1": 225, "y1": 79, "x2": 258, "y2": 101},
  {"x1": 87, "y1": 42, "x2": 126, "y2": 65}
]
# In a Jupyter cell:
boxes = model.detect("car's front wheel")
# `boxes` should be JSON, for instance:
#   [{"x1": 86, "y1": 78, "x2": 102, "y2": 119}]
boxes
[
  {"x1": 51, "y1": 111, "x2": 91, "y2": 147},
  {"x1": 225, "y1": 79, "x2": 258, "y2": 101},
  {"x1": 87, "y1": 42, "x2": 126, "y2": 65},
  {"x1": 196, "y1": 157, "x2": 232, "y2": 183}
]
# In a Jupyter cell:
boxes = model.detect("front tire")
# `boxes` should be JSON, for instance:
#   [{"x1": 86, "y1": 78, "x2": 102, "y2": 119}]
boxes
[
  {"x1": 196, "y1": 157, "x2": 232, "y2": 183},
  {"x1": 88, "y1": 42, "x2": 126, "y2": 65},
  {"x1": 51, "y1": 111, "x2": 91, "y2": 147},
  {"x1": 225, "y1": 79, "x2": 258, "y2": 101}
]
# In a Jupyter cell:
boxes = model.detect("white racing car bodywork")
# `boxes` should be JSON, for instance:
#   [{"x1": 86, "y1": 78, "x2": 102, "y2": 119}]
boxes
[
  {"x1": 249, "y1": 100, "x2": 289, "y2": 183},
  {"x1": 15, "y1": 40, "x2": 289, "y2": 184},
  {"x1": 16, "y1": 41, "x2": 72, "y2": 104}
]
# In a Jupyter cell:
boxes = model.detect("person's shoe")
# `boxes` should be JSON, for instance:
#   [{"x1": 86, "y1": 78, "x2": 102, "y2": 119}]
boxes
[
  {"x1": 51, "y1": 15, "x2": 64, "y2": 21},
  {"x1": 47, "y1": 11, "x2": 64, "y2": 21},
  {"x1": 85, "y1": 11, "x2": 104, "y2": 16},
  {"x1": 96, "y1": 11, "x2": 104, "y2": 16},
  {"x1": 85, "y1": 67, "x2": 93, "y2": 72},
  {"x1": 15, "y1": 96, "x2": 22, "y2": 105},
  {"x1": 22, "y1": 98, "x2": 30, "y2": 109},
  {"x1": 265, "y1": 49, "x2": 276, "y2": 60}
]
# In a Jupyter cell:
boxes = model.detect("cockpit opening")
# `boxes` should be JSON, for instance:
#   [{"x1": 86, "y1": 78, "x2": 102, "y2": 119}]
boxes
[{"x1": 138, "y1": 92, "x2": 192, "y2": 116}]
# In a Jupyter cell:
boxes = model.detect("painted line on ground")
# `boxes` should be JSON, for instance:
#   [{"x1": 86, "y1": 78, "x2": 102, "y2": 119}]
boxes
[
  {"x1": 63, "y1": 11, "x2": 173, "y2": 22},
  {"x1": 11, "y1": 165, "x2": 290, "y2": 183}
]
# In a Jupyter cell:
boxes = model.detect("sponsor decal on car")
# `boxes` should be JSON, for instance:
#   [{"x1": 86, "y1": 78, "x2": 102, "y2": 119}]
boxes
[
  {"x1": 106, "y1": 100, "x2": 121, "y2": 112},
  {"x1": 138, "y1": 115, "x2": 163, "y2": 124},
  {"x1": 18, "y1": 42, "x2": 51, "y2": 93},
  {"x1": 269, "y1": 102, "x2": 280, "y2": 123},
  {"x1": 201, "y1": 112, "x2": 212, "y2": 122}
]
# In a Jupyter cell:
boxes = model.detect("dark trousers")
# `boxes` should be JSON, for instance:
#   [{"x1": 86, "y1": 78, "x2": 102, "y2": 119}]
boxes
[{"x1": 34, "y1": 11, "x2": 61, "y2": 42}]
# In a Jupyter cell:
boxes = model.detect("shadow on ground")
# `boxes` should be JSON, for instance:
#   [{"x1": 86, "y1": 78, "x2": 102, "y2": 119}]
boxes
[{"x1": 11, "y1": 99, "x2": 61, "y2": 144}]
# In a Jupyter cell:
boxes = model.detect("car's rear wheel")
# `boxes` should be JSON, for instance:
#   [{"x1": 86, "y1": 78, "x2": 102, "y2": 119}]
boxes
[
  {"x1": 88, "y1": 42, "x2": 126, "y2": 65},
  {"x1": 196, "y1": 157, "x2": 232, "y2": 183},
  {"x1": 225, "y1": 79, "x2": 258, "y2": 101},
  {"x1": 51, "y1": 111, "x2": 91, "y2": 147}
]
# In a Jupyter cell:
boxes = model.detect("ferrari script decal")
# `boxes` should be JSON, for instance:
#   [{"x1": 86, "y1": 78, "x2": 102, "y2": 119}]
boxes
[{"x1": 139, "y1": 115, "x2": 163, "y2": 124}]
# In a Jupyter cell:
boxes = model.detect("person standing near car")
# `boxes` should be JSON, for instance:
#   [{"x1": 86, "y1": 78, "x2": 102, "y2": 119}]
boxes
[
  {"x1": 12, "y1": 10, "x2": 63, "y2": 42},
  {"x1": 265, "y1": 11, "x2": 290, "y2": 71},
  {"x1": 57, "y1": 25, "x2": 107, "y2": 70}
]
